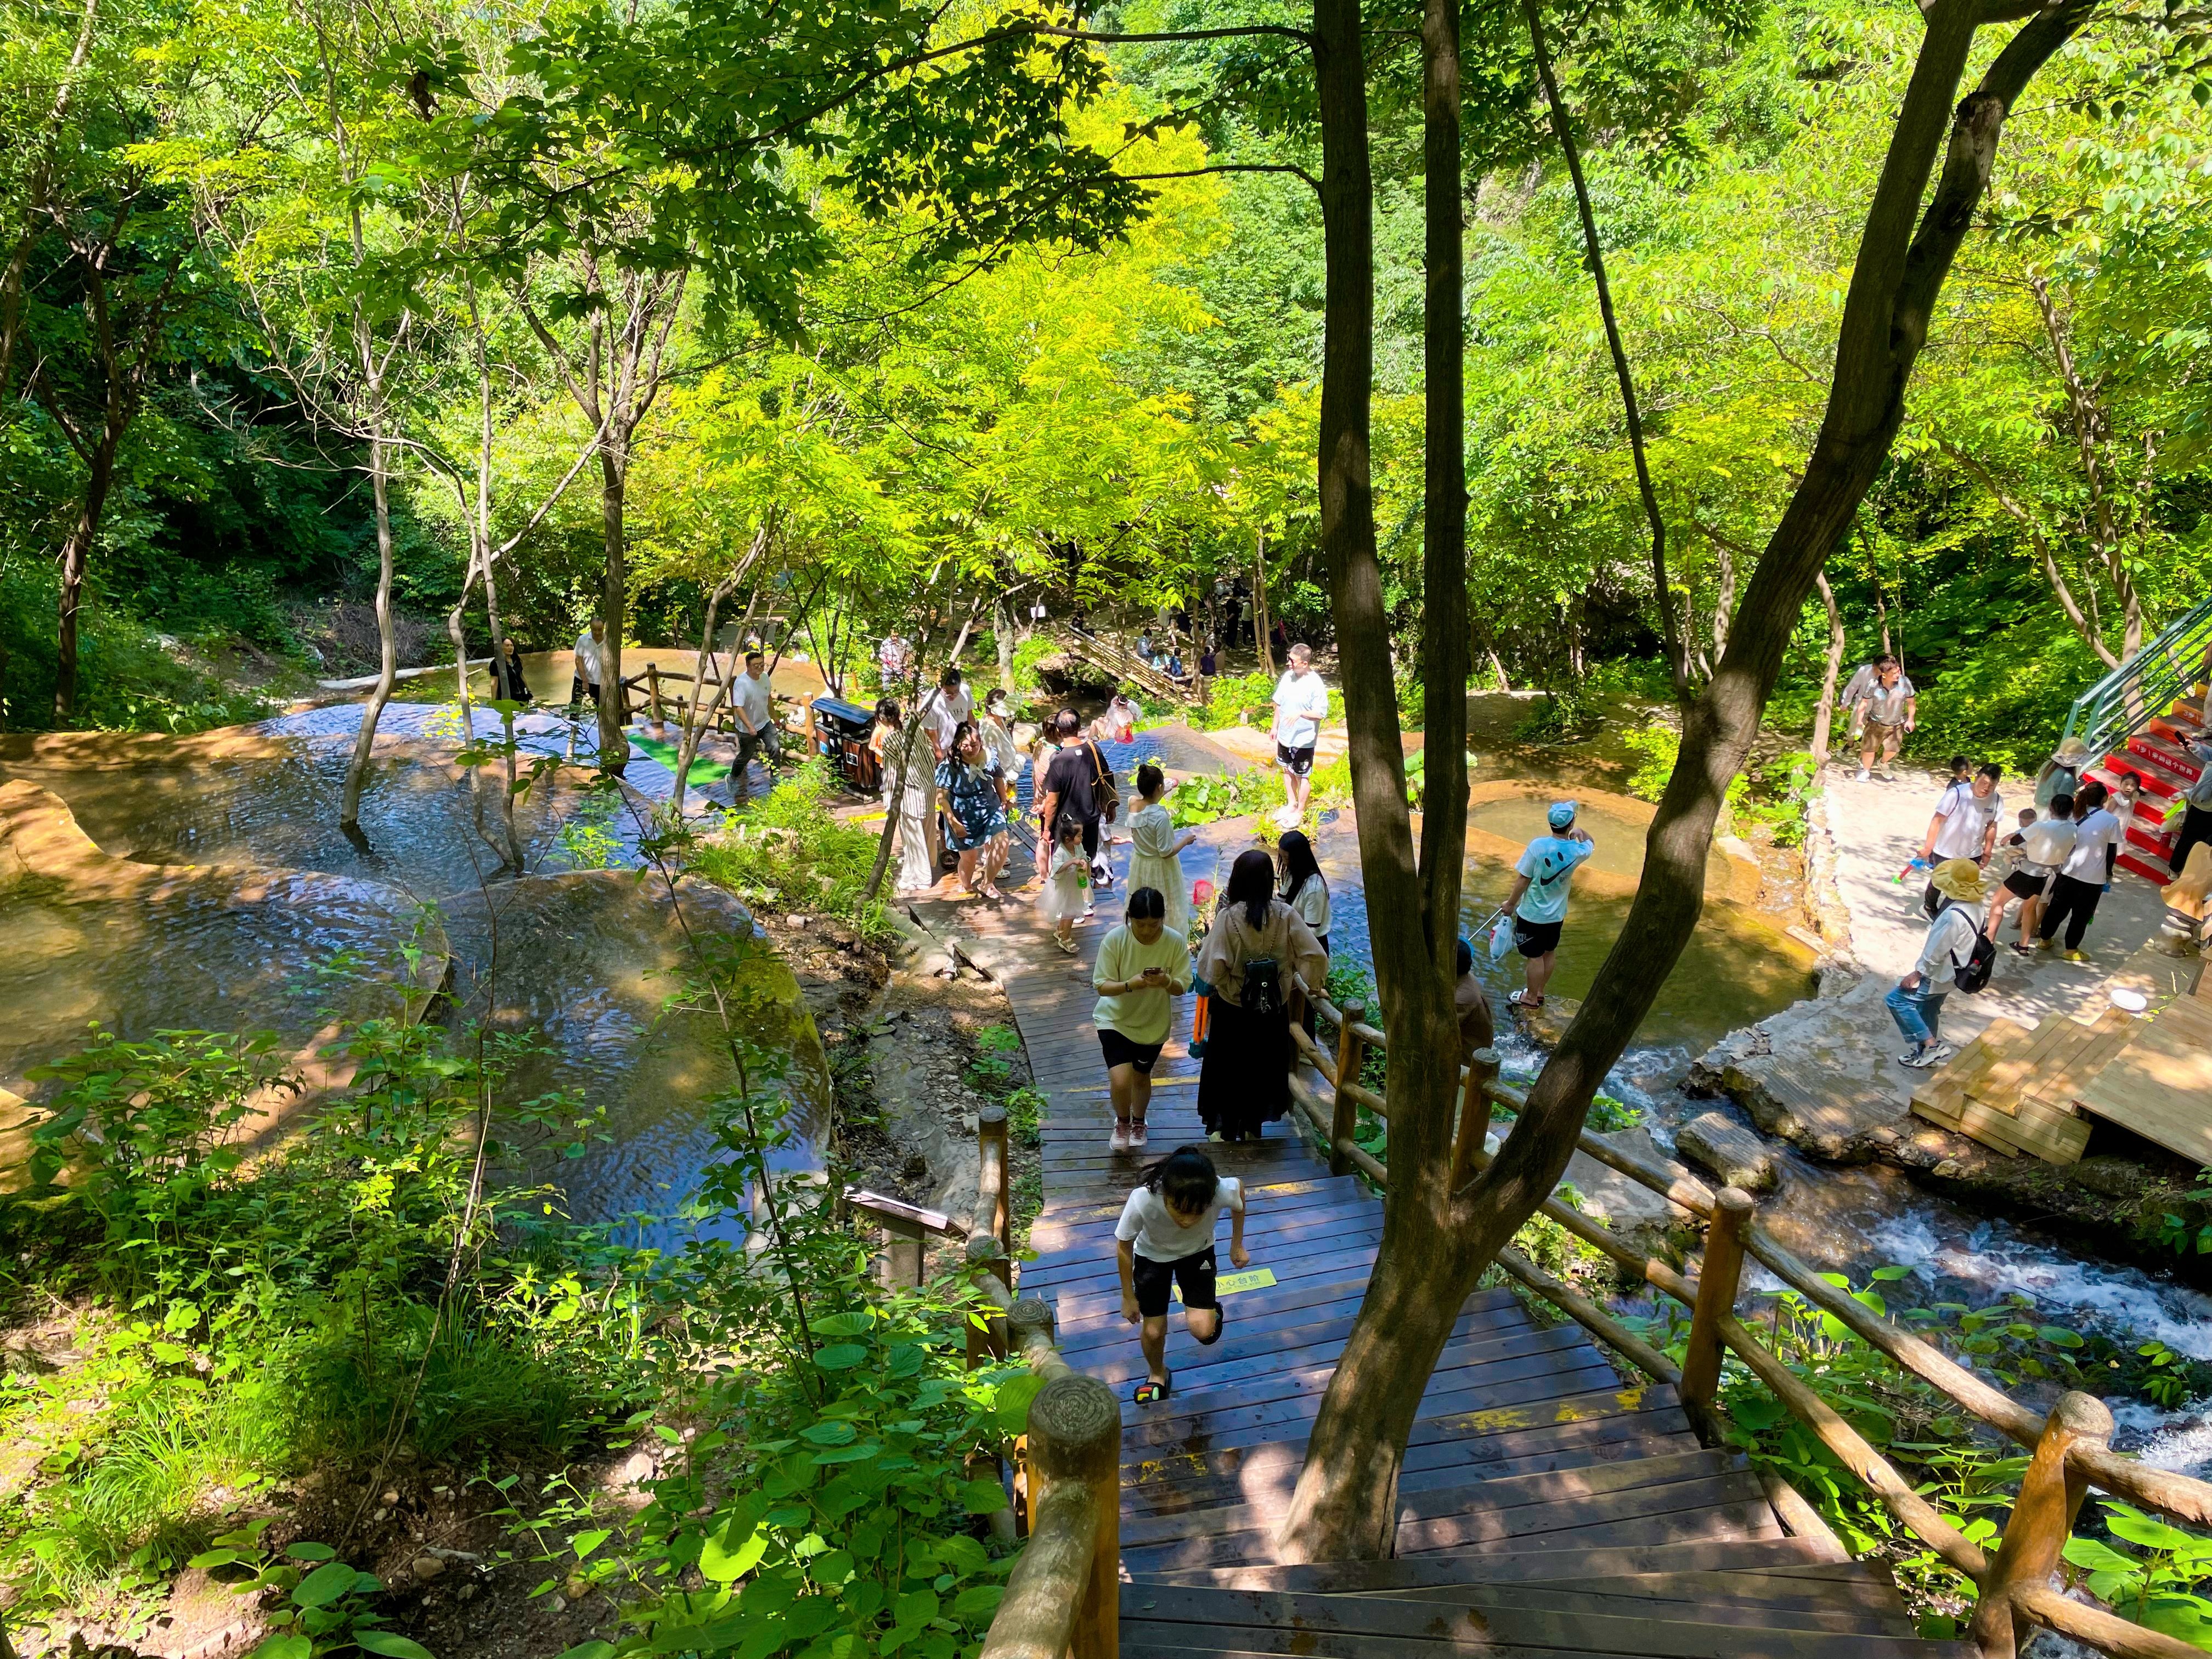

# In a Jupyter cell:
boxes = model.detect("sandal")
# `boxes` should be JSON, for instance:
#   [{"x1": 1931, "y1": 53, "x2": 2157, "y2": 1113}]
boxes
[
  {"x1": 1508, "y1": 990, "x2": 1544, "y2": 1009},
  {"x1": 1056, "y1": 935, "x2": 1080, "y2": 954},
  {"x1": 1133, "y1": 1375, "x2": 1172, "y2": 1405}
]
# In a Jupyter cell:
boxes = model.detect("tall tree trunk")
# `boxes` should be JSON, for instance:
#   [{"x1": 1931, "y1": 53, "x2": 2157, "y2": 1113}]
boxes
[
  {"x1": 995, "y1": 594, "x2": 1016, "y2": 693},
  {"x1": 1278, "y1": 0, "x2": 1471, "y2": 1562},
  {"x1": 595, "y1": 444, "x2": 631, "y2": 772},
  {"x1": 1809, "y1": 570, "x2": 1847, "y2": 766},
  {"x1": 1254, "y1": 529, "x2": 1276, "y2": 678},
  {"x1": 341, "y1": 419, "x2": 398, "y2": 827},
  {"x1": 52, "y1": 442, "x2": 115, "y2": 720},
  {"x1": 1277, "y1": 0, "x2": 2096, "y2": 1561}
]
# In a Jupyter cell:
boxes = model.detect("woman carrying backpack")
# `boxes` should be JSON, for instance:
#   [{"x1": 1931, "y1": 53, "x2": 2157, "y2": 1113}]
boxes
[
  {"x1": 1886, "y1": 858, "x2": 1988, "y2": 1070},
  {"x1": 1193, "y1": 848, "x2": 1328, "y2": 1141}
]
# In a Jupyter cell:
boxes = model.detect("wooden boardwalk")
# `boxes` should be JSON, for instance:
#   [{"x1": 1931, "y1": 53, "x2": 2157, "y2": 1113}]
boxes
[{"x1": 910, "y1": 833, "x2": 1972, "y2": 1658}]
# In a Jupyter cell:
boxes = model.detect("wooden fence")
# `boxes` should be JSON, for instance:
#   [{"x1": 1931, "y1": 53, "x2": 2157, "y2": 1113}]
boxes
[
  {"x1": 1284, "y1": 995, "x2": 2212, "y2": 1659},
  {"x1": 850, "y1": 1104, "x2": 1122, "y2": 1659}
]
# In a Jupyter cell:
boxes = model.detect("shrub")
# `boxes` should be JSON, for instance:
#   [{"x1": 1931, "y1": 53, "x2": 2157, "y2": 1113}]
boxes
[{"x1": 687, "y1": 759, "x2": 896, "y2": 941}]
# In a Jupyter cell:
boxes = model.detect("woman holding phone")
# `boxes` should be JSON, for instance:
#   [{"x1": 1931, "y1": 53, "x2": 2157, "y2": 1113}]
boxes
[{"x1": 1094, "y1": 887, "x2": 1191, "y2": 1153}]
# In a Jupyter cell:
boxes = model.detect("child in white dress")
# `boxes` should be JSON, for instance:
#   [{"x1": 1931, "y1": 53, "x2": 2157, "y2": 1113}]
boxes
[
  {"x1": 1036, "y1": 817, "x2": 1091, "y2": 952},
  {"x1": 1125, "y1": 763, "x2": 1199, "y2": 933}
]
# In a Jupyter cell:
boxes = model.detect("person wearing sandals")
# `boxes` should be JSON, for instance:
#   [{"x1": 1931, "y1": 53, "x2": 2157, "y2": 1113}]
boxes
[
  {"x1": 1036, "y1": 817, "x2": 1091, "y2": 951},
  {"x1": 1095, "y1": 888, "x2": 1190, "y2": 1152},
  {"x1": 1193, "y1": 849, "x2": 1328, "y2": 1141},
  {"x1": 1505, "y1": 802, "x2": 1594, "y2": 1012},
  {"x1": 935, "y1": 719, "x2": 1009, "y2": 900},
  {"x1": 1115, "y1": 1145, "x2": 1248, "y2": 1406}
]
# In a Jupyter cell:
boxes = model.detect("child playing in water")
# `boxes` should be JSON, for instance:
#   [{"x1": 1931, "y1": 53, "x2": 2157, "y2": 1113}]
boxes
[
  {"x1": 1116, "y1": 1145, "x2": 1248, "y2": 1406},
  {"x1": 1036, "y1": 816, "x2": 1091, "y2": 953}
]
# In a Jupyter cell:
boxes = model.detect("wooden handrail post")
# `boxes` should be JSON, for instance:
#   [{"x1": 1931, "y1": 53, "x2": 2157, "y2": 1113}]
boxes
[
  {"x1": 1454, "y1": 1048, "x2": 1499, "y2": 1189},
  {"x1": 646, "y1": 661, "x2": 663, "y2": 721},
  {"x1": 1679, "y1": 1186, "x2": 1755, "y2": 1435},
  {"x1": 1329, "y1": 1000, "x2": 1367, "y2": 1176},
  {"x1": 1970, "y1": 1391, "x2": 2114, "y2": 1659},
  {"x1": 965, "y1": 1234, "x2": 1009, "y2": 1368},
  {"x1": 1026, "y1": 1375, "x2": 1121, "y2": 1659},
  {"x1": 979, "y1": 1102, "x2": 1012, "y2": 1260}
]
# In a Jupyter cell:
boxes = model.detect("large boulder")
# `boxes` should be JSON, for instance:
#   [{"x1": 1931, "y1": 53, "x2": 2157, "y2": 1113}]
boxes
[{"x1": 1677, "y1": 1111, "x2": 1780, "y2": 1194}]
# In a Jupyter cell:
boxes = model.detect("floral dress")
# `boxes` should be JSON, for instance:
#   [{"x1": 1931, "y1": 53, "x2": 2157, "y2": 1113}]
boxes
[{"x1": 936, "y1": 755, "x2": 1008, "y2": 851}]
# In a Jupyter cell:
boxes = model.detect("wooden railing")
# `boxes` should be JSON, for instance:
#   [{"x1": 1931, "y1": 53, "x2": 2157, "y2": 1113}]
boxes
[
  {"x1": 1285, "y1": 996, "x2": 2212, "y2": 1659},
  {"x1": 883, "y1": 1104, "x2": 1118, "y2": 1659},
  {"x1": 1054, "y1": 626, "x2": 1192, "y2": 706}
]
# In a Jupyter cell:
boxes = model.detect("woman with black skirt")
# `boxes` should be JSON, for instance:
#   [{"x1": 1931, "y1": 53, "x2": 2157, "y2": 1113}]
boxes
[{"x1": 1193, "y1": 848, "x2": 1328, "y2": 1142}]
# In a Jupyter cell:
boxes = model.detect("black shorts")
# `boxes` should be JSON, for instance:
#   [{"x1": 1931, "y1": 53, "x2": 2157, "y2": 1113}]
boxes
[
  {"x1": 1099, "y1": 1028, "x2": 1164, "y2": 1074},
  {"x1": 1514, "y1": 916, "x2": 1563, "y2": 958},
  {"x1": 1276, "y1": 743, "x2": 1317, "y2": 777},
  {"x1": 1132, "y1": 1246, "x2": 1217, "y2": 1318},
  {"x1": 2004, "y1": 869, "x2": 2053, "y2": 900}
]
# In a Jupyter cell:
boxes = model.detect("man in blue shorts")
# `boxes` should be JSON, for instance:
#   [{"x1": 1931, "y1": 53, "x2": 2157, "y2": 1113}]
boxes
[{"x1": 1505, "y1": 800, "x2": 1595, "y2": 1011}]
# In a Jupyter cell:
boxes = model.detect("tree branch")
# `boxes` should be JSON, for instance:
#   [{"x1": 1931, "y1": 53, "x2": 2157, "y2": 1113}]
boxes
[{"x1": 1519, "y1": 0, "x2": 1688, "y2": 703}]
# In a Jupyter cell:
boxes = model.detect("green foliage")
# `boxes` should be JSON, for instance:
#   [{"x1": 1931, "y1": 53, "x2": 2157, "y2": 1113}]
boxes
[
  {"x1": 1585, "y1": 1094, "x2": 1643, "y2": 1133},
  {"x1": 191, "y1": 1521, "x2": 434, "y2": 1658},
  {"x1": 2063, "y1": 1504, "x2": 2212, "y2": 1650},
  {"x1": 1187, "y1": 672, "x2": 1277, "y2": 732},
  {"x1": 687, "y1": 761, "x2": 895, "y2": 942},
  {"x1": 1165, "y1": 768, "x2": 1288, "y2": 827},
  {"x1": 0, "y1": 1019, "x2": 647, "y2": 1607},
  {"x1": 2153, "y1": 1170, "x2": 2212, "y2": 1256}
]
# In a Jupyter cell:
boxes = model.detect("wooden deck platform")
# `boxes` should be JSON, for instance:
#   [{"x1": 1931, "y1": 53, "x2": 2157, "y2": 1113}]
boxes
[
  {"x1": 907, "y1": 827, "x2": 1978, "y2": 1655},
  {"x1": 1909, "y1": 956, "x2": 2210, "y2": 1165}
]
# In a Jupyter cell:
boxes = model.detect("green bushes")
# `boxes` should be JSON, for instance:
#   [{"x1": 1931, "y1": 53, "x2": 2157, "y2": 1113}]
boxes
[
  {"x1": 686, "y1": 760, "x2": 896, "y2": 941},
  {"x1": 0, "y1": 1022, "x2": 652, "y2": 1609},
  {"x1": 1187, "y1": 671, "x2": 1276, "y2": 731}
]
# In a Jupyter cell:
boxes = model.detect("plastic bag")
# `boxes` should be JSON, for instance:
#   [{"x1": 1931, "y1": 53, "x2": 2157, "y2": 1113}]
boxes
[{"x1": 1487, "y1": 911, "x2": 1515, "y2": 961}]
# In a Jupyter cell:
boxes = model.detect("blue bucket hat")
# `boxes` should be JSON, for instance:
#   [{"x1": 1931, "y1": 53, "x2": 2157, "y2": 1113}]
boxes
[{"x1": 1547, "y1": 800, "x2": 1577, "y2": 831}]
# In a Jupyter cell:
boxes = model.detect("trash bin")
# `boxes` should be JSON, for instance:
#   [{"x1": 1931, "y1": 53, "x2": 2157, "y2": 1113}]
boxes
[{"x1": 811, "y1": 696, "x2": 879, "y2": 791}]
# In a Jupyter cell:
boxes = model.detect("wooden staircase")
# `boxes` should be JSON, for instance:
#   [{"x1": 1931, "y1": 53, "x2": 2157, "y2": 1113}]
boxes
[{"x1": 912, "y1": 842, "x2": 1979, "y2": 1658}]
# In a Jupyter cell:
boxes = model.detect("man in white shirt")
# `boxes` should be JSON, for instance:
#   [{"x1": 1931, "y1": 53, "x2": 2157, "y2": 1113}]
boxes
[
  {"x1": 727, "y1": 650, "x2": 781, "y2": 800},
  {"x1": 925, "y1": 666, "x2": 973, "y2": 761},
  {"x1": 1270, "y1": 643, "x2": 1330, "y2": 820},
  {"x1": 1887, "y1": 859, "x2": 1987, "y2": 1068},
  {"x1": 1842, "y1": 656, "x2": 1916, "y2": 780},
  {"x1": 1917, "y1": 763, "x2": 2003, "y2": 916},
  {"x1": 2036, "y1": 780, "x2": 2123, "y2": 961},
  {"x1": 570, "y1": 619, "x2": 606, "y2": 708}
]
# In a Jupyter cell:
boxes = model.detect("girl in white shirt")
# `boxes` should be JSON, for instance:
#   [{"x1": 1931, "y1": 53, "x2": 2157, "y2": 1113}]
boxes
[
  {"x1": 1114, "y1": 1146, "x2": 1248, "y2": 1406},
  {"x1": 2036, "y1": 780, "x2": 2123, "y2": 960}
]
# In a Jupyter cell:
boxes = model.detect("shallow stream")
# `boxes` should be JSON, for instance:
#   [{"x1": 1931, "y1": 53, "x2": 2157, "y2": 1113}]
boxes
[{"x1": 0, "y1": 702, "x2": 825, "y2": 1250}]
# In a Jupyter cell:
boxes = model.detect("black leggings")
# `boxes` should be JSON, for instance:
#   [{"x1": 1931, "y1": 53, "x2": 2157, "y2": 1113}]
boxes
[{"x1": 2038, "y1": 873, "x2": 2105, "y2": 950}]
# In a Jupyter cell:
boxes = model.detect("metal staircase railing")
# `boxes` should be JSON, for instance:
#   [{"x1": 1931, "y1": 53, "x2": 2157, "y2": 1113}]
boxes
[{"x1": 2060, "y1": 595, "x2": 2212, "y2": 761}]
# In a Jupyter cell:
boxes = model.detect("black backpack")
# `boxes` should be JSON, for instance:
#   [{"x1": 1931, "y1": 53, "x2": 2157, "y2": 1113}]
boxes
[
  {"x1": 1242, "y1": 956, "x2": 1284, "y2": 1019},
  {"x1": 1952, "y1": 930, "x2": 1997, "y2": 995}
]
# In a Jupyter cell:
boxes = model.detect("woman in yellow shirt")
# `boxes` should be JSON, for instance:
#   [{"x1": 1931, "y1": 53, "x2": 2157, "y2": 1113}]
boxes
[{"x1": 1093, "y1": 887, "x2": 1191, "y2": 1153}]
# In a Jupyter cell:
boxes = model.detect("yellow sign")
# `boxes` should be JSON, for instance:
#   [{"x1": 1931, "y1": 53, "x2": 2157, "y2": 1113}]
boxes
[{"x1": 1172, "y1": 1267, "x2": 1276, "y2": 1301}]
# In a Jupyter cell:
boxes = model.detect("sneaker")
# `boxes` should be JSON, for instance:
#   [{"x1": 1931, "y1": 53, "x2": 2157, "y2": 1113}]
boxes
[
  {"x1": 1128, "y1": 1121, "x2": 1148, "y2": 1149},
  {"x1": 2063, "y1": 950, "x2": 2087, "y2": 963},
  {"x1": 1110, "y1": 1122, "x2": 1132, "y2": 1152},
  {"x1": 1855, "y1": 768, "x2": 1870, "y2": 782},
  {"x1": 1923, "y1": 1042, "x2": 1955, "y2": 1067}
]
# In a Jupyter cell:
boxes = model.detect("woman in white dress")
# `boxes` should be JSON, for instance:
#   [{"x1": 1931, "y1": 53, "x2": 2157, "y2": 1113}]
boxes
[
  {"x1": 979, "y1": 689, "x2": 1024, "y2": 808},
  {"x1": 1125, "y1": 763, "x2": 1199, "y2": 932},
  {"x1": 873, "y1": 698, "x2": 940, "y2": 894}
]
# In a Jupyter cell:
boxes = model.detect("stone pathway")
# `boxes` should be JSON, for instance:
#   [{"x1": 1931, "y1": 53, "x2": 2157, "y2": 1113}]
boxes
[{"x1": 1699, "y1": 765, "x2": 2178, "y2": 1160}]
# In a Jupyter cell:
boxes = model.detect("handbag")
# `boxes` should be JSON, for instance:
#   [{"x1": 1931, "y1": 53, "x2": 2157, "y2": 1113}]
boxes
[{"x1": 1086, "y1": 741, "x2": 1121, "y2": 824}]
